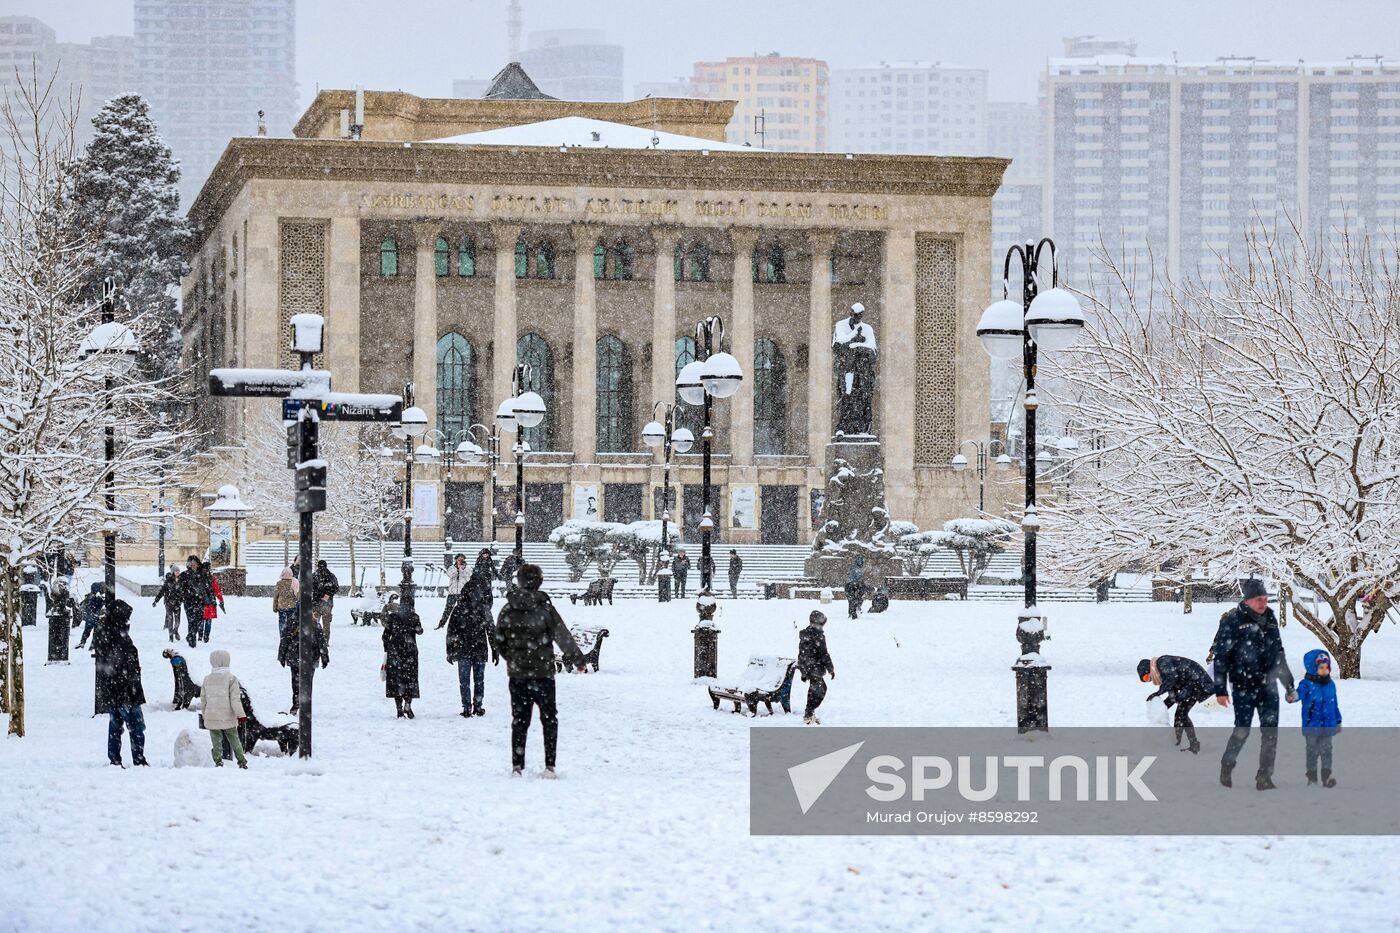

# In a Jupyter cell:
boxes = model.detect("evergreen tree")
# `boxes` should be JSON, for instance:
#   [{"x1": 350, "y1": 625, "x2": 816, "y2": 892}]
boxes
[{"x1": 74, "y1": 93, "x2": 191, "y2": 380}]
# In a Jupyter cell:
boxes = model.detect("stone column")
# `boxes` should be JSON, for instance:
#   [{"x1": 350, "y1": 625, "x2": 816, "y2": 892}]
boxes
[
  {"x1": 244, "y1": 215, "x2": 279, "y2": 368},
  {"x1": 327, "y1": 216, "x2": 361, "y2": 392},
  {"x1": 491, "y1": 223, "x2": 520, "y2": 462},
  {"x1": 412, "y1": 223, "x2": 440, "y2": 433},
  {"x1": 727, "y1": 227, "x2": 759, "y2": 467},
  {"x1": 649, "y1": 226, "x2": 679, "y2": 414},
  {"x1": 806, "y1": 230, "x2": 837, "y2": 460},
  {"x1": 570, "y1": 224, "x2": 598, "y2": 463},
  {"x1": 880, "y1": 229, "x2": 917, "y2": 522}
]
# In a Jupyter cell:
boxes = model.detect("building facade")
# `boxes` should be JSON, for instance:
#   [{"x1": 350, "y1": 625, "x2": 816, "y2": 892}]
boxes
[
  {"x1": 692, "y1": 53, "x2": 828, "y2": 152},
  {"x1": 183, "y1": 87, "x2": 1010, "y2": 547},
  {"x1": 518, "y1": 29, "x2": 624, "y2": 101},
  {"x1": 0, "y1": 16, "x2": 135, "y2": 144},
  {"x1": 1045, "y1": 52, "x2": 1400, "y2": 289},
  {"x1": 134, "y1": 0, "x2": 297, "y2": 205},
  {"x1": 830, "y1": 62, "x2": 988, "y2": 157}
]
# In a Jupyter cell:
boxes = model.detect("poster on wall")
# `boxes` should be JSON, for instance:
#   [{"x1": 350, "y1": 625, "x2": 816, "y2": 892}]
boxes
[
  {"x1": 572, "y1": 484, "x2": 600, "y2": 521},
  {"x1": 810, "y1": 489, "x2": 826, "y2": 526},
  {"x1": 413, "y1": 482, "x2": 439, "y2": 527},
  {"x1": 494, "y1": 487, "x2": 516, "y2": 530},
  {"x1": 731, "y1": 485, "x2": 756, "y2": 530},
  {"x1": 208, "y1": 523, "x2": 233, "y2": 568}
]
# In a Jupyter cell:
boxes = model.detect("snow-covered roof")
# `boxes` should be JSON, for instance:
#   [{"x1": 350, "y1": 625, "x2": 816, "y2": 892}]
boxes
[{"x1": 428, "y1": 116, "x2": 759, "y2": 152}]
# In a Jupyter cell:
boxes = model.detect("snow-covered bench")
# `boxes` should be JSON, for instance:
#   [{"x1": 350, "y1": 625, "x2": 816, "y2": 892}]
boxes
[
  {"x1": 555, "y1": 625, "x2": 609, "y2": 673},
  {"x1": 708, "y1": 655, "x2": 797, "y2": 716},
  {"x1": 568, "y1": 577, "x2": 616, "y2": 606}
]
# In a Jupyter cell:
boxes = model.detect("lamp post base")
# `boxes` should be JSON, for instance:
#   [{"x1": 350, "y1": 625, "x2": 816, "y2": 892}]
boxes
[{"x1": 1013, "y1": 663, "x2": 1050, "y2": 733}]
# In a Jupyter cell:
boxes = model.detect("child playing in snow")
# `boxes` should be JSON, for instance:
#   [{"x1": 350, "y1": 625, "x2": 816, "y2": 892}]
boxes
[
  {"x1": 1298, "y1": 649, "x2": 1341, "y2": 787},
  {"x1": 200, "y1": 649, "x2": 248, "y2": 769}
]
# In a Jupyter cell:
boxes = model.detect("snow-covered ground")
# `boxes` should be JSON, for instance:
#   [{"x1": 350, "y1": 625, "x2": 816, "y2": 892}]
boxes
[{"x1": 4, "y1": 577, "x2": 1399, "y2": 931}]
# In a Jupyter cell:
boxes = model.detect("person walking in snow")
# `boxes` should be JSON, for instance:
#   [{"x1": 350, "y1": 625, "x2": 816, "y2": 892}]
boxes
[
  {"x1": 445, "y1": 550, "x2": 497, "y2": 717},
  {"x1": 1137, "y1": 655, "x2": 1215, "y2": 754},
  {"x1": 797, "y1": 610, "x2": 836, "y2": 724},
  {"x1": 1298, "y1": 649, "x2": 1342, "y2": 787},
  {"x1": 199, "y1": 649, "x2": 248, "y2": 769},
  {"x1": 277, "y1": 607, "x2": 327, "y2": 713},
  {"x1": 727, "y1": 549, "x2": 743, "y2": 599},
  {"x1": 311, "y1": 560, "x2": 339, "y2": 646},
  {"x1": 671, "y1": 550, "x2": 690, "y2": 599},
  {"x1": 438, "y1": 553, "x2": 470, "y2": 629},
  {"x1": 1212, "y1": 578, "x2": 1297, "y2": 790},
  {"x1": 75, "y1": 581, "x2": 104, "y2": 650},
  {"x1": 44, "y1": 577, "x2": 77, "y2": 663},
  {"x1": 200, "y1": 561, "x2": 225, "y2": 643},
  {"x1": 492, "y1": 563, "x2": 584, "y2": 777},
  {"x1": 177, "y1": 555, "x2": 210, "y2": 648},
  {"x1": 382, "y1": 598, "x2": 422, "y2": 719},
  {"x1": 844, "y1": 555, "x2": 866, "y2": 619},
  {"x1": 92, "y1": 596, "x2": 148, "y2": 767},
  {"x1": 272, "y1": 568, "x2": 298, "y2": 638},
  {"x1": 151, "y1": 569, "x2": 182, "y2": 641}
]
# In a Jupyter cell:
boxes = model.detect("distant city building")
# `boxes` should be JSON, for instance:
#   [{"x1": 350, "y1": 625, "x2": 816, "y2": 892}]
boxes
[
  {"x1": 987, "y1": 100, "x2": 1043, "y2": 180},
  {"x1": 1061, "y1": 36, "x2": 1138, "y2": 58},
  {"x1": 0, "y1": 17, "x2": 135, "y2": 144},
  {"x1": 829, "y1": 61, "x2": 987, "y2": 156},
  {"x1": 1045, "y1": 51, "x2": 1400, "y2": 289},
  {"x1": 633, "y1": 78, "x2": 695, "y2": 100},
  {"x1": 134, "y1": 0, "x2": 297, "y2": 206},
  {"x1": 692, "y1": 52, "x2": 828, "y2": 151},
  {"x1": 518, "y1": 29, "x2": 623, "y2": 101}
]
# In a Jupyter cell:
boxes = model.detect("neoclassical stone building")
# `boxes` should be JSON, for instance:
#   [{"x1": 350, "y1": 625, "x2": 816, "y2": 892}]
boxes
[{"x1": 184, "y1": 72, "x2": 1013, "y2": 546}]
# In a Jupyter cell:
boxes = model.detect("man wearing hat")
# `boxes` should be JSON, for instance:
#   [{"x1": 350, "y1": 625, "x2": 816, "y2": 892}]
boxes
[{"x1": 1211, "y1": 578, "x2": 1297, "y2": 790}]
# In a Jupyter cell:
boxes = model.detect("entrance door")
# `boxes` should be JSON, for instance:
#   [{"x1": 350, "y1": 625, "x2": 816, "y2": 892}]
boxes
[
  {"x1": 524, "y1": 483, "x2": 564, "y2": 542},
  {"x1": 760, "y1": 485, "x2": 800, "y2": 544},
  {"x1": 604, "y1": 484, "x2": 643, "y2": 524},
  {"x1": 682, "y1": 484, "x2": 722, "y2": 544},
  {"x1": 444, "y1": 481, "x2": 484, "y2": 544}
]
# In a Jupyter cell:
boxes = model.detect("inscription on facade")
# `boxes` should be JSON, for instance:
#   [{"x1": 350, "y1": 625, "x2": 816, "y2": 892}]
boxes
[
  {"x1": 491, "y1": 194, "x2": 570, "y2": 213},
  {"x1": 828, "y1": 203, "x2": 889, "y2": 222},
  {"x1": 585, "y1": 197, "x2": 679, "y2": 217},
  {"x1": 757, "y1": 201, "x2": 813, "y2": 219},
  {"x1": 694, "y1": 199, "x2": 748, "y2": 218},
  {"x1": 353, "y1": 191, "x2": 890, "y2": 224},
  {"x1": 362, "y1": 193, "x2": 475, "y2": 211}
]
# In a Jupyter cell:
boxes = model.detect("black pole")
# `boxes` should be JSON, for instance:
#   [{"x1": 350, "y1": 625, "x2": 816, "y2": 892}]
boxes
[
  {"x1": 489, "y1": 426, "x2": 498, "y2": 546},
  {"x1": 978, "y1": 443, "x2": 986, "y2": 514},
  {"x1": 1022, "y1": 249, "x2": 1039, "y2": 612},
  {"x1": 295, "y1": 344, "x2": 319, "y2": 757},
  {"x1": 699, "y1": 324, "x2": 713, "y2": 592},
  {"x1": 101, "y1": 280, "x2": 116, "y2": 623},
  {"x1": 514, "y1": 445, "x2": 525, "y2": 560}
]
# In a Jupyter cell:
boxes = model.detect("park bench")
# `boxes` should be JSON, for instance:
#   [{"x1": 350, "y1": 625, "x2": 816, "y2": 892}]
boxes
[
  {"x1": 707, "y1": 655, "x2": 797, "y2": 716},
  {"x1": 569, "y1": 577, "x2": 616, "y2": 606},
  {"x1": 556, "y1": 625, "x2": 609, "y2": 673},
  {"x1": 885, "y1": 575, "x2": 969, "y2": 600}
]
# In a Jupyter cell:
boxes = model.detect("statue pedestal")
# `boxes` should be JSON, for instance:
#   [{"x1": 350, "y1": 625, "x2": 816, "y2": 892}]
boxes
[{"x1": 804, "y1": 434, "x2": 904, "y2": 588}]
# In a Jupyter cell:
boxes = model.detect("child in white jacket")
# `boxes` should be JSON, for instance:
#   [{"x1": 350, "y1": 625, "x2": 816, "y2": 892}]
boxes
[{"x1": 200, "y1": 649, "x2": 248, "y2": 768}]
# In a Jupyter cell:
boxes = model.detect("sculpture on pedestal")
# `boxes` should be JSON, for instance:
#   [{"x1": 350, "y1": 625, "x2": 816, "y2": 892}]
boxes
[{"x1": 832, "y1": 302, "x2": 878, "y2": 436}]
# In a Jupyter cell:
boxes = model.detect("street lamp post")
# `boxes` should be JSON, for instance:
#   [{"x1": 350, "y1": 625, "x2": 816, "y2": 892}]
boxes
[
  {"x1": 463, "y1": 423, "x2": 500, "y2": 549},
  {"x1": 500, "y1": 365, "x2": 546, "y2": 562},
  {"x1": 642, "y1": 401, "x2": 695, "y2": 595},
  {"x1": 391, "y1": 384, "x2": 428, "y2": 610},
  {"x1": 951, "y1": 439, "x2": 1011, "y2": 514},
  {"x1": 976, "y1": 237, "x2": 1085, "y2": 733}
]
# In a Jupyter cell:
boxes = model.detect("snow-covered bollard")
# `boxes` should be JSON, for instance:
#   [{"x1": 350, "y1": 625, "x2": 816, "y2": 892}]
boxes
[
  {"x1": 1013, "y1": 606, "x2": 1051, "y2": 733},
  {"x1": 693, "y1": 592, "x2": 720, "y2": 679}
]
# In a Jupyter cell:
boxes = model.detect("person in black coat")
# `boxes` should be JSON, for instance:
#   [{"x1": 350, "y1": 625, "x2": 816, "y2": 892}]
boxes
[
  {"x1": 1138, "y1": 655, "x2": 1215, "y2": 753},
  {"x1": 92, "y1": 597, "x2": 148, "y2": 766},
  {"x1": 382, "y1": 601, "x2": 423, "y2": 718},
  {"x1": 797, "y1": 610, "x2": 836, "y2": 724},
  {"x1": 151, "y1": 569, "x2": 182, "y2": 641},
  {"x1": 176, "y1": 555, "x2": 210, "y2": 648},
  {"x1": 43, "y1": 577, "x2": 77, "y2": 664},
  {"x1": 277, "y1": 613, "x2": 328, "y2": 712},
  {"x1": 1211, "y1": 579, "x2": 1297, "y2": 789},
  {"x1": 727, "y1": 550, "x2": 743, "y2": 598},
  {"x1": 445, "y1": 551, "x2": 498, "y2": 717},
  {"x1": 671, "y1": 551, "x2": 690, "y2": 599}
]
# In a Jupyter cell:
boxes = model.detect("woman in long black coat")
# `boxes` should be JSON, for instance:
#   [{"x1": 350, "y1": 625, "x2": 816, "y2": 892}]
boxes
[
  {"x1": 382, "y1": 602, "x2": 422, "y2": 718},
  {"x1": 446, "y1": 551, "x2": 497, "y2": 717}
]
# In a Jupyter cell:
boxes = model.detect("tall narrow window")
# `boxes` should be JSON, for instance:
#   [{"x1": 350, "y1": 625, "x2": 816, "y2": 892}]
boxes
[
  {"x1": 751, "y1": 246, "x2": 761, "y2": 283},
  {"x1": 615, "y1": 241, "x2": 634, "y2": 281},
  {"x1": 434, "y1": 237, "x2": 450, "y2": 276},
  {"x1": 828, "y1": 252, "x2": 837, "y2": 285},
  {"x1": 674, "y1": 335, "x2": 702, "y2": 438},
  {"x1": 380, "y1": 237, "x2": 398, "y2": 276},
  {"x1": 674, "y1": 244, "x2": 684, "y2": 281},
  {"x1": 596, "y1": 335, "x2": 632, "y2": 453},
  {"x1": 458, "y1": 236, "x2": 476, "y2": 277},
  {"x1": 535, "y1": 240, "x2": 555, "y2": 279},
  {"x1": 767, "y1": 244, "x2": 786, "y2": 283},
  {"x1": 689, "y1": 243, "x2": 710, "y2": 282},
  {"x1": 436, "y1": 333, "x2": 475, "y2": 439},
  {"x1": 514, "y1": 239, "x2": 528, "y2": 278},
  {"x1": 517, "y1": 333, "x2": 554, "y2": 451},
  {"x1": 594, "y1": 243, "x2": 607, "y2": 280},
  {"x1": 753, "y1": 337, "x2": 787, "y2": 455}
]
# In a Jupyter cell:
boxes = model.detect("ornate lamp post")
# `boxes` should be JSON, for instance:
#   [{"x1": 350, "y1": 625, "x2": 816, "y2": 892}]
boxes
[
  {"x1": 675, "y1": 316, "x2": 743, "y2": 594},
  {"x1": 461, "y1": 423, "x2": 500, "y2": 549},
  {"x1": 951, "y1": 439, "x2": 1011, "y2": 514},
  {"x1": 390, "y1": 385, "x2": 428, "y2": 609},
  {"x1": 498, "y1": 365, "x2": 546, "y2": 561},
  {"x1": 642, "y1": 401, "x2": 694, "y2": 596},
  {"x1": 976, "y1": 238, "x2": 1085, "y2": 733}
]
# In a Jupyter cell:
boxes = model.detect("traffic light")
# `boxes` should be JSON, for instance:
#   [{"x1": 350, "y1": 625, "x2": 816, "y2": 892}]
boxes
[{"x1": 286, "y1": 423, "x2": 299, "y2": 468}]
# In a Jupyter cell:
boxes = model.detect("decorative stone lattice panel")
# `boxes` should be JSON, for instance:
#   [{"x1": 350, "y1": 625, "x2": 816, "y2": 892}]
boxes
[
  {"x1": 278, "y1": 221, "x2": 326, "y2": 368},
  {"x1": 914, "y1": 236, "x2": 958, "y2": 465}
]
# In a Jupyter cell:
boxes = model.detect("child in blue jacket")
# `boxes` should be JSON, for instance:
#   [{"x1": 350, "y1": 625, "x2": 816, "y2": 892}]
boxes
[{"x1": 1298, "y1": 648, "x2": 1342, "y2": 787}]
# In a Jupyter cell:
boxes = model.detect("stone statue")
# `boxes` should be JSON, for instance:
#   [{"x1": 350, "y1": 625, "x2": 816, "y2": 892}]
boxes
[{"x1": 832, "y1": 302, "x2": 878, "y2": 436}]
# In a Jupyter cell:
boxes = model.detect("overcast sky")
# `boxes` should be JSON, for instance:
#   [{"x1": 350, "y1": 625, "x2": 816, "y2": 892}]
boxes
[{"x1": 11, "y1": 0, "x2": 1398, "y2": 104}]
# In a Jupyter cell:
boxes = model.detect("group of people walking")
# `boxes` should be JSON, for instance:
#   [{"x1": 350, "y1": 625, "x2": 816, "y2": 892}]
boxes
[
  {"x1": 151, "y1": 556, "x2": 225, "y2": 646},
  {"x1": 666, "y1": 548, "x2": 746, "y2": 598}
]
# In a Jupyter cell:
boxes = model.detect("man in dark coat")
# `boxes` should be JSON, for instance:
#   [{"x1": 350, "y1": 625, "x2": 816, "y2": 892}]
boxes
[
  {"x1": 75, "y1": 581, "x2": 104, "y2": 649},
  {"x1": 1212, "y1": 579, "x2": 1297, "y2": 789},
  {"x1": 797, "y1": 610, "x2": 836, "y2": 724},
  {"x1": 277, "y1": 613, "x2": 328, "y2": 713},
  {"x1": 727, "y1": 549, "x2": 743, "y2": 599},
  {"x1": 311, "y1": 560, "x2": 340, "y2": 647},
  {"x1": 382, "y1": 601, "x2": 422, "y2": 718},
  {"x1": 92, "y1": 596, "x2": 148, "y2": 766},
  {"x1": 671, "y1": 551, "x2": 690, "y2": 599},
  {"x1": 176, "y1": 555, "x2": 209, "y2": 648},
  {"x1": 446, "y1": 551, "x2": 498, "y2": 717},
  {"x1": 44, "y1": 577, "x2": 77, "y2": 663},
  {"x1": 492, "y1": 563, "x2": 583, "y2": 777},
  {"x1": 498, "y1": 551, "x2": 524, "y2": 587},
  {"x1": 1138, "y1": 655, "x2": 1215, "y2": 753}
]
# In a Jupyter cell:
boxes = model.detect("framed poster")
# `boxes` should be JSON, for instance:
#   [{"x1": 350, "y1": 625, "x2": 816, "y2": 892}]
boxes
[
  {"x1": 572, "y1": 483, "x2": 600, "y2": 520},
  {"x1": 413, "y1": 482, "x2": 439, "y2": 527},
  {"x1": 810, "y1": 488, "x2": 826, "y2": 525},
  {"x1": 494, "y1": 487, "x2": 517, "y2": 529},
  {"x1": 208, "y1": 523, "x2": 233, "y2": 568},
  {"x1": 731, "y1": 485, "x2": 756, "y2": 529}
]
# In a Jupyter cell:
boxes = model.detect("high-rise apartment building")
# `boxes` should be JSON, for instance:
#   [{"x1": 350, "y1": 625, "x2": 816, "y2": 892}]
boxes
[
  {"x1": 692, "y1": 53, "x2": 828, "y2": 151},
  {"x1": 829, "y1": 61, "x2": 987, "y2": 155},
  {"x1": 0, "y1": 17, "x2": 135, "y2": 143},
  {"x1": 135, "y1": 0, "x2": 296, "y2": 205},
  {"x1": 519, "y1": 29, "x2": 623, "y2": 101},
  {"x1": 1045, "y1": 52, "x2": 1400, "y2": 289}
]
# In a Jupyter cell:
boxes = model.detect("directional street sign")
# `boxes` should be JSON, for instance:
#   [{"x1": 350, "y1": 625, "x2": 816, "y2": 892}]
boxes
[
  {"x1": 208, "y1": 368, "x2": 330, "y2": 398},
  {"x1": 282, "y1": 396, "x2": 403, "y2": 422}
]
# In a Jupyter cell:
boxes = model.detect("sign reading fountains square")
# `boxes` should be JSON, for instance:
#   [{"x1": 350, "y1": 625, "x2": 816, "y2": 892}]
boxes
[{"x1": 750, "y1": 727, "x2": 1400, "y2": 836}]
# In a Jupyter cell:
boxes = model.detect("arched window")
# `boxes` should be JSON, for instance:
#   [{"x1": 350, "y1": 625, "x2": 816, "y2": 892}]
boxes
[
  {"x1": 753, "y1": 337, "x2": 787, "y2": 455},
  {"x1": 594, "y1": 243, "x2": 607, "y2": 280},
  {"x1": 615, "y1": 241, "x2": 634, "y2": 281},
  {"x1": 458, "y1": 236, "x2": 476, "y2": 277},
  {"x1": 767, "y1": 243, "x2": 786, "y2": 283},
  {"x1": 516, "y1": 333, "x2": 553, "y2": 451},
  {"x1": 674, "y1": 335, "x2": 702, "y2": 438},
  {"x1": 436, "y1": 333, "x2": 474, "y2": 438},
  {"x1": 688, "y1": 243, "x2": 710, "y2": 282},
  {"x1": 595, "y1": 335, "x2": 632, "y2": 453},
  {"x1": 751, "y1": 246, "x2": 760, "y2": 283},
  {"x1": 828, "y1": 252, "x2": 837, "y2": 285},
  {"x1": 434, "y1": 237, "x2": 450, "y2": 277},
  {"x1": 674, "y1": 244, "x2": 684, "y2": 281},
  {"x1": 380, "y1": 237, "x2": 398, "y2": 276},
  {"x1": 514, "y1": 239, "x2": 528, "y2": 278},
  {"x1": 534, "y1": 240, "x2": 555, "y2": 279}
]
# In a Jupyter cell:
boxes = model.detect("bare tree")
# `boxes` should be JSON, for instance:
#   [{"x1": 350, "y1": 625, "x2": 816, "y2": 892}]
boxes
[{"x1": 1042, "y1": 220, "x2": 1400, "y2": 677}]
